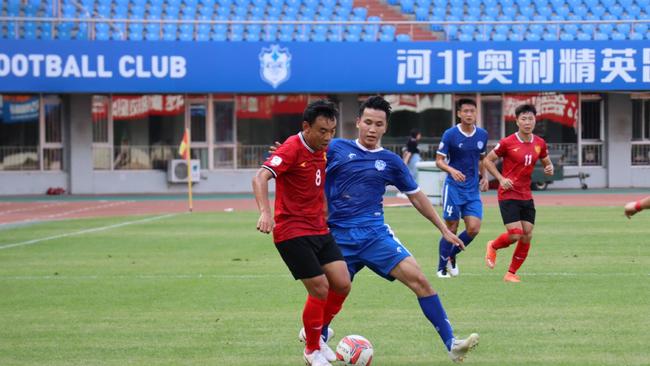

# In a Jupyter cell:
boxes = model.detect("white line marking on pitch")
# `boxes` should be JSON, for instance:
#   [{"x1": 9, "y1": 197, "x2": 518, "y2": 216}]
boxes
[{"x1": 0, "y1": 213, "x2": 180, "y2": 251}]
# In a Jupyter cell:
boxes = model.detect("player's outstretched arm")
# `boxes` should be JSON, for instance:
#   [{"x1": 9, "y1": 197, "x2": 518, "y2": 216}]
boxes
[
  {"x1": 407, "y1": 191, "x2": 465, "y2": 249},
  {"x1": 252, "y1": 168, "x2": 275, "y2": 233},
  {"x1": 624, "y1": 195, "x2": 650, "y2": 218}
]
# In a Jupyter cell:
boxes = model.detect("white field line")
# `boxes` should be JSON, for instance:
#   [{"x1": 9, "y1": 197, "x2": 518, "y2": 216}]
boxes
[
  {"x1": 0, "y1": 213, "x2": 180, "y2": 251},
  {"x1": 0, "y1": 201, "x2": 68, "y2": 216},
  {"x1": 0, "y1": 272, "x2": 647, "y2": 281},
  {"x1": 0, "y1": 201, "x2": 135, "y2": 227}
]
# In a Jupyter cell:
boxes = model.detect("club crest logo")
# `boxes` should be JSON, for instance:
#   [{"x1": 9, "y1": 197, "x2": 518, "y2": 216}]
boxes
[
  {"x1": 375, "y1": 160, "x2": 386, "y2": 171},
  {"x1": 270, "y1": 156, "x2": 283, "y2": 166},
  {"x1": 259, "y1": 45, "x2": 291, "y2": 89},
  {"x1": 535, "y1": 145, "x2": 542, "y2": 154},
  {"x1": 477, "y1": 141, "x2": 484, "y2": 149}
]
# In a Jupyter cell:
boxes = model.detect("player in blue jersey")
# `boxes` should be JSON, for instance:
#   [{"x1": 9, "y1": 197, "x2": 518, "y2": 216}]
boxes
[
  {"x1": 434, "y1": 99, "x2": 489, "y2": 278},
  {"x1": 325, "y1": 96, "x2": 479, "y2": 363}
]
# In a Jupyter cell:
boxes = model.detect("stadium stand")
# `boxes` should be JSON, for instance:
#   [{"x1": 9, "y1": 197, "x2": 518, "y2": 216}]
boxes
[{"x1": 0, "y1": 0, "x2": 648, "y2": 41}]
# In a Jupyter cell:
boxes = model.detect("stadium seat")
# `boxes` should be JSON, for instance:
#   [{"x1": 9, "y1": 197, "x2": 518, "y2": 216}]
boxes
[
  {"x1": 458, "y1": 32, "x2": 473, "y2": 41},
  {"x1": 508, "y1": 32, "x2": 523, "y2": 41},
  {"x1": 593, "y1": 32, "x2": 608, "y2": 40},
  {"x1": 352, "y1": 7, "x2": 368, "y2": 19},
  {"x1": 629, "y1": 32, "x2": 644, "y2": 40},
  {"x1": 493, "y1": 32, "x2": 507, "y2": 41},
  {"x1": 542, "y1": 32, "x2": 558, "y2": 40},
  {"x1": 396, "y1": 33, "x2": 411, "y2": 41},
  {"x1": 610, "y1": 32, "x2": 626, "y2": 40},
  {"x1": 575, "y1": 32, "x2": 591, "y2": 40}
]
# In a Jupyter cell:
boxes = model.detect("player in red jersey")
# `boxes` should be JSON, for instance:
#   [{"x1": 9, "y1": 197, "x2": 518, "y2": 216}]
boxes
[
  {"x1": 252, "y1": 100, "x2": 350, "y2": 366},
  {"x1": 482, "y1": 104, "x2": 554, "y2": 283}
]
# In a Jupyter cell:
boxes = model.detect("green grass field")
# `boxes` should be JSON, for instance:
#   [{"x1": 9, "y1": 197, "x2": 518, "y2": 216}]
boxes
[{"x1": 1, "y1": 205, "x2": 649, "y2": 366}]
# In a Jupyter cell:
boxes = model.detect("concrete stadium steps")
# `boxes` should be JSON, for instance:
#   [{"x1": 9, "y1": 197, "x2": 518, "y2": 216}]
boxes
[{"x1": 353, "y1": 0, "x2": 438, "y2": 40}]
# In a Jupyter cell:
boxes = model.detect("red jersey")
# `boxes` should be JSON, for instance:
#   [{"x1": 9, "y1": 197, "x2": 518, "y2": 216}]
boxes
[
  {"x1": 493, "y1": 133, "x2": 548, "y2": 201},
  {"x1": 262, "y1": 133, "x2": 329, "y2": 243}
]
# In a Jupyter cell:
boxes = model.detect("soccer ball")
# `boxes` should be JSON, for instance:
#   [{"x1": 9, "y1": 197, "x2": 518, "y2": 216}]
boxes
[{"x1": 335, "y1": 335, "x2": 373, "y2": 366}]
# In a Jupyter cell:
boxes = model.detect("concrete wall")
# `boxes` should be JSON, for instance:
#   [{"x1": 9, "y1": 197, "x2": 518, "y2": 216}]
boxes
[{"x1": 605, "y1": 93, "x2": 650, "y2": 187}]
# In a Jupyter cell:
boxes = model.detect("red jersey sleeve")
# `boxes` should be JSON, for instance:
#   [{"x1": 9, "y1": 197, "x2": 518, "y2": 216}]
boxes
[
  {"x1": 493, "y1": 137, "x2": 508, "y2": 157},
  {"x1": 262, "y1": 141, "x2": 297, "y2": 178},
  {"x1": 539, "y1": 139, "x2": 549, "y2": 159}
]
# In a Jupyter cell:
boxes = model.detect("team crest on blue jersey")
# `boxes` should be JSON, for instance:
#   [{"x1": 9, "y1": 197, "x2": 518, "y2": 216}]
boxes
[
  {"x1": 259, "y1": 45, "x2": 291, "y2": 89},
  {"x1": 477, "y1": 141, "x2": 484, "y2": 149},
  {"x1": 348, "y1": 153, "x2": 356, "y2": 160},
  {"x1": 374, "y1": 160, "x2": 386, "y2": 171}
]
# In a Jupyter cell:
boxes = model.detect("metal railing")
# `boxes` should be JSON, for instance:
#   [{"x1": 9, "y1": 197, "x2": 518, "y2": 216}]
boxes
[
  {"x1": 631, "y1": 142, "x2": 650, "y2": 166},
  {"x1": 0, "y1": 146, "x2": 63, "y2": 171}
]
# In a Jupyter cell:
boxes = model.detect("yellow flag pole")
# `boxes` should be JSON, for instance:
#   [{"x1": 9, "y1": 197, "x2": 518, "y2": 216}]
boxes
[{"x1": 185, "y1": 128, "x2": 193, "y2": 212}]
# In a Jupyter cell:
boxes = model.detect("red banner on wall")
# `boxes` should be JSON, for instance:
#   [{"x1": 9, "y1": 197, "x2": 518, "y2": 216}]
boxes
[
  {"x1": 110, "y1": 95, "x2": 185, "y2": 120},
  {"x1": 503, "y1": 93, "x2": 578, "y2": 128}
]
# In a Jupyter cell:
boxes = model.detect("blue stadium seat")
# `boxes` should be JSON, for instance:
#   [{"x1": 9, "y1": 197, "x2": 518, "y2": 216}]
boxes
[
  {"x1": 415, "y1": 7, "x2": 429, "y2": 21},
  {"x1": 542, "y1": 32, "x2": 558, "y2": 40},
  {"x1": 593, "y1": 32, "x2": 608, "y2": 40},
  {"x1": 362, "y1": 32, "x2": 377, "y2": 41},
  {"x1": 352, "y1": 7, "x2": 368, "y2": 18},
  {"x1": 345, "y1": 32, "x2": 360, "y2": 41},
  {"x1": 458, "y1": 32, "x2": 473, "y2": 41},
  {"x1": 525, "y1": 32, "x2": 541, "y2": 41},
  {"x1": 633, "y1": 23, "x2": 648, "y2": 35},
  {"x1": 379, "y1": 32, "x2": 393, "y2": 41},
  {"x1": 580, "y1": 23, "x2": 595, "y2": 34},
  {"x1": 229, "y1": 29, "x2": 244, "y2": 41},
  {"x1": 609, "y1": 4, "x2": 624, "y2": 17},
  {"x1": 328, "y1": 32, "x2": 343, "y2": 41},
  {"x1": 311, "y1": 32, "x2": 326, "y2": 41},
  {"x1": 396, "y1": 33, "x2": 411, "y2": 41},
  {"x1": 600, "y1": 0, "x2": 615, "y2": 8},
  {"x1": 629, "y1": 32, "x2": 644, "y2": 40},
  {"x1": 245, "y1": 31, "x2": 260, "y2": 41},
  {"x1": 493, "y1": 32, "x2": 507, "y2": 41},
  {"x1": 559, "y1": 32, "x2": 573, "y2": 40},
  {"x1": 590, "y1": 4, "x2": 605, "y2": 17},
  {"x1": 485, "y1": 6, "x2": 499, "y2": 17},
  {"x1": 576, "y1": 32, "x2": 591, "y2": 40},
  {"x1": 508, "y1": 32, "x2": 523, "y2": 41},
  {"x1": 616, "y1": 23, "x2": 631, "y2": 34},
  {"x1": 611, "y1": 32, "x2": 626, "y2": 40},
  {"x1": 467, "y1": 6, "x2": 481, "y2": 17},
  {"x1": 474, "y1": 32, "x2": 489, "y2": 41},
  {"x1": 450, "y1": 6, "x2": 464, "y2": 17},
  {"x1": 598, "y1": 23, "x2": 613, "y2": 34}
]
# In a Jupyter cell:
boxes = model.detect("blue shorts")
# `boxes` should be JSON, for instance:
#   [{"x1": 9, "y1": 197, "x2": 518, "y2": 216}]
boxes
[
  {"x1": 441, "y1": 182, "x2": 483, "y2": 221},
  {"x1": 330, "y1": 224, "x2": 411, "y2": 281}
]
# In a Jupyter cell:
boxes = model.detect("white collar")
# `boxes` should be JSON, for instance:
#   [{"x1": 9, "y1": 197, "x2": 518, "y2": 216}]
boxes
[
  {"x1": 355, "y1": 139, "x2": 383, "y2": 152},
  {"x1": 456, "y1": 123, "x2": 477, "y2": 137},
  {"x1": 515, "y1": 132, "x2": 534, "y2": 143},
  {"x1": 298, "y1": 132, "x2": 315, "y2": 153}
]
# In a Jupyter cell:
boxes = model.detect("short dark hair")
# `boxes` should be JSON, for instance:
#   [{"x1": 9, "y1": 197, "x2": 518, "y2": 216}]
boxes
[
  {"x1": 456, "y1": 98, "x2": 477, "y2": 110},
  {"x1": 410, "y1": 128, "x2": 420, "y2": 138},
  {"x1": 358, "y1": 95, "x2": 391, "y2": 120},
  {"x1": 303, "y1": 99, "x2": 338, "y2": 125},
  {"x1": 515, "y1": 104, "x2": 537, "y2": 117}
]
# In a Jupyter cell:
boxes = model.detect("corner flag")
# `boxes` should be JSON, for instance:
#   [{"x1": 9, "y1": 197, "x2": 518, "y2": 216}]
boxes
[{"x1": 178, "y1": 129, "x2": 189, "y2": 160}]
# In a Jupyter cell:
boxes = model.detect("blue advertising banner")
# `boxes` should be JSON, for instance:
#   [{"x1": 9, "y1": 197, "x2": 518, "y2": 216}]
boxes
[{"x1": 0, "y1": 40, "x2": 649, "y2": 93}]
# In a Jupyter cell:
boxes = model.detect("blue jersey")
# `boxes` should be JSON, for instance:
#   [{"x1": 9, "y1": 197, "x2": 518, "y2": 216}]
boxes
[
  {"x1": 437, "y1": 125, "x2": 488, "y2": 192},
  {"x1": 325, "y1": 139, "x2": 419, "y2": 229}
]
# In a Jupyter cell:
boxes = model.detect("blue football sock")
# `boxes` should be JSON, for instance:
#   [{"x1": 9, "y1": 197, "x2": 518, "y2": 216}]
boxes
[
  {"x1": 321, "y1": 323, "x2": 329, "y2": 340},
  {"x1": 438, "y1": 238, "x2": 453, "y2": 271},
  {"x1": 450, "y1": 230, "x2": 475, "y2": 258},
  {"x1": 418, "y1": 294, "x2": 455, "y2": 351}
]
